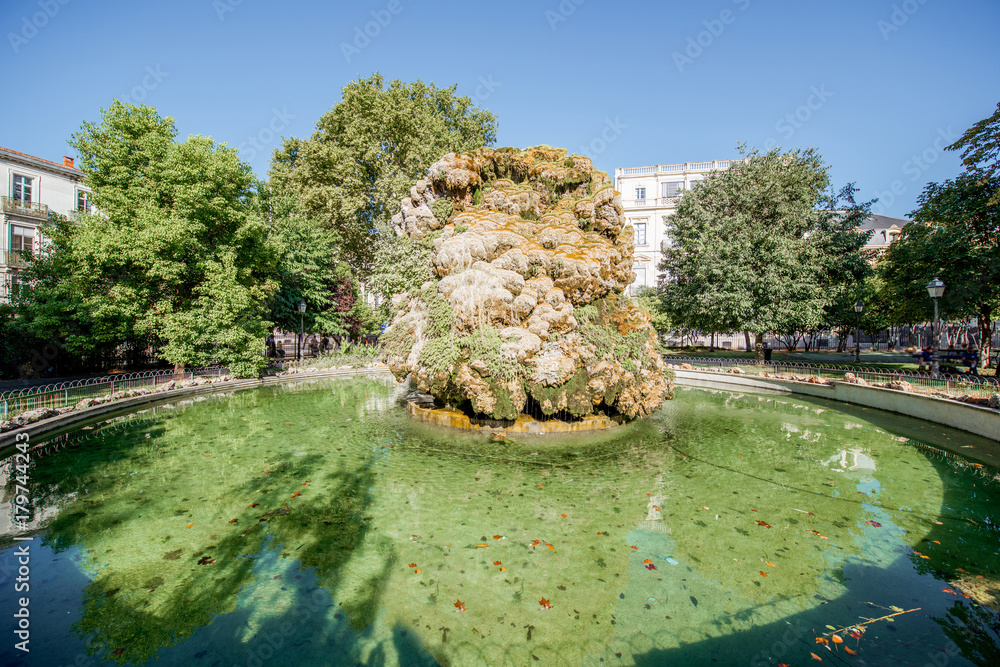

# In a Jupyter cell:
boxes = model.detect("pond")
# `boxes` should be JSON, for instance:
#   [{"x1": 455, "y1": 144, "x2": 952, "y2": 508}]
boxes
[{"x1": 1, "y1": 376, "x2": 999, "y2": 666}]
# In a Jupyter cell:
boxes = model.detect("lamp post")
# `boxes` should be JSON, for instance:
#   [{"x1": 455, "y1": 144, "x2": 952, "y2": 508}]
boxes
[
  {"x1": 854, "y1": 300, "x2": 863, "y2": 363},
  {"x1": 926, "y1": 277, "x2": 945, "y2": 378},
  {"x1": 297, "y1": 300, "x2": 306, "y2": 362}
]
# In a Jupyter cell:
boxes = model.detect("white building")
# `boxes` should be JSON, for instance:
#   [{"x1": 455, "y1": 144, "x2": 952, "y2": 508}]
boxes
[
  {"x1": 614, "y1": 159, "x2": 746, "y2": 294},
  {"x1": 1, "y1": 147, "x2": 91, "y2": 302}
]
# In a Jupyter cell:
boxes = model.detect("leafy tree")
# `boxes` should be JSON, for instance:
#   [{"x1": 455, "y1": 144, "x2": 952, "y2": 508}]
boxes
[
  {"x1": 658, "y1": 146, "x2": 871, "y2": 361},
  {"x1": 947, "y1": 101, "x2": 1000, "y2": 205},
  {"x1": 880, "y1": 172, "x2": 1000, "y2": 368},
  {"x1": 43, "y1": 100, "x2": 281, "y2": 376},
  {"x1": 270, "y1": 74, "x2": 497, "y2": 273},
  {"x1": 633, "y1": 286, "x2": 672, "y2": 335}
]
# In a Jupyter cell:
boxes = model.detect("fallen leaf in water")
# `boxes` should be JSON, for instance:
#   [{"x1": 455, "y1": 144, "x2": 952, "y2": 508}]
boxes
[
  {"x1": 849, "y1": 628, "x2": 863, "y2": 639},
  {"x1": 408, "y1": 563, "x2": 417, "y2": 568},
  {"x1": 228, "y1": 519, "x2": 238, "y2": 524},
  {"x1": 454, "y1": 600, "x2": 466, "y2": 612},
  {"x1": 865, "y1": 520, "x2": 882, "y2": 527},
  {"x1": 631, "y1": 545, "x2": 638, "y2": 550},
  {"x1": 547, "y1": 544, "x2": 554, "y2": 550},
  {"x1": 759, "y1": 570, "x2": 768, "y2": 577},
  {"x1": 560, "y1": 514, "x2": 567, "y2": 517},
  {"x1": 644, "y1": 559, "x2": 653, "y2": 564},
  {"x1": 494, "y1": 561, "x2": 502, "y2": 566},
  {"x1": 943, "y1": 587, "x2": 956, "y2": 595},
  {"x1": 500, "y1": 567, "x2": 505, "y2": 571},
  {"x1": 539, "y1": 597, "x2": 551, "y2": 609},
  {"x1": 765, "y1": 562, "x2": 776, "y2": 567},
  {"x1": 816, "y1": 637, "x2": 829, "y2": 645},
  {"x1": 415, "y1": 569, "x2": 420, "y2": 574},
  {"x1": 932, "y1": 540, "x2": 940, "y2": 544},
  {"x1": 756, "y1": 521, "x2": 771, "y2": 528},
  {"x1": 831, "y1": 634, "x2": 843, "y2": 644},
  {"x1": 777, "y1": 663, "x2": 790, "y2": 667},
  {"x1": 810, "y1": 651, "x2": 823, "y2": 661},
  {"x1": 475, "y1": 543, "x2": 489, "y2": 548},
  {"x1": 185, "y1": 524, "x2": 194, "y2": 529},
  {"x1": 646, "y1": 563, "x2": 657, "y2": 570},
  {"x1": 531, "y1": 540, "x2": 540, "y2": 546},
  {"x1": 493, "y1": 535, "x2": 501, "y2": 540},
  {"x1": 248, "y1": 503, "x2": 259, "y2": 508},
  {"x1": 290, "y1": 492, "x2": 300, "y2": 498},
  {"x1": 844, "y1": 646, "x2": 858, "y2": 656},
  {"x1": 652, "y1": 505, "x2": 660, "y2": 511},
  {"x1": 933, "y1": 520, "x2": 943, "y2": 525}
]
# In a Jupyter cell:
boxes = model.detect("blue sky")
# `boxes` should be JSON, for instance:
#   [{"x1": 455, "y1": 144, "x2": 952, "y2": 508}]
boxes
[{"x1": 3, "y1": 0, "x2": 998, "y2": 218}]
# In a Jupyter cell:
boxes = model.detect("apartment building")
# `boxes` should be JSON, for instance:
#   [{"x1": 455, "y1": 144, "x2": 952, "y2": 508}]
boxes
[
  {"x1": 1, "y1": 147, "x2": 91, "y2": 302},
  {"x1": 614, "y1": 159, "x2": 746, "y2": 294}
]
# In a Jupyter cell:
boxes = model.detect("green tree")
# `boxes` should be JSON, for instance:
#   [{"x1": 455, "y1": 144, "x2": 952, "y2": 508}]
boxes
[
  {"x1": 51, "y1": 100, "x2": 279, "y2": 376},
  {"x1": 270, "y1": 74, "x2": 497, "y2": 273},
  {"x1": 947, "y1": 101, "x2": 1000, "y2": 205},
  {"x1": 659, "y1": 147, "x2": 871, "y2": 361},
  {"x1": 880, "y1": 173, "x2": 1000, "y2": 368}
]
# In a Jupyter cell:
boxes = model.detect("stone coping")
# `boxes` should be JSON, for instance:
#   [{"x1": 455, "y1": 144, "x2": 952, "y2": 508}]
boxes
[
  {"x1": 673, "y1": 368, "x2": 1000, "y2": 451},
  {"x1": 0, "y1": 367, "x2": 392, "y2": 456}
]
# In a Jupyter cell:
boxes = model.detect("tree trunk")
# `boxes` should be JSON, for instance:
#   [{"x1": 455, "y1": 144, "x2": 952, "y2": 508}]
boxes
[
  {"x1": 978, "y1": 307, "x2": 992, "y2": 370},
  {"x1": 754, "y1": 333, "x2": 765, "y2": 364},
  {"x1": 173, "y1": 362, "x2": 185, "y2": 379},
  {"x1": 710, "y1": 332, "x2": 715, "y2": 352},
  {"x1": 744, "y1": 331, "x2": 752, "y2": 352}
]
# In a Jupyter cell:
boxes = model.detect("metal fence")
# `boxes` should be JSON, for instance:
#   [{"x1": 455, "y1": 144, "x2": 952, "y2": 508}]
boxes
[
  {"x1": 0, "y1": 366, "x2": 227, "y2": 421},
  {"x1": 666, "y1": 356, "x2": 1000, "y2": 400}
]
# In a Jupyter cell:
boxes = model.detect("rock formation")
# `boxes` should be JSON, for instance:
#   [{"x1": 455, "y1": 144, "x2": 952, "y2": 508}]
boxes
[{"x1": 381, "y1": 146, "x2": 672, "y2": 421}]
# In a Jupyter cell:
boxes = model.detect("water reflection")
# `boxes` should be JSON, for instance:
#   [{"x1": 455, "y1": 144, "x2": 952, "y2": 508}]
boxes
[{"x1": 0, "y1": 379, "x2": 997, "y2": 666}]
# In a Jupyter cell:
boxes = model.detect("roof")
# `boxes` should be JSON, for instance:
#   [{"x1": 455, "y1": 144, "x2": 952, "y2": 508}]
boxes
[
  {"x1": 0, "y1": 146, "x2": 82, "y2": 175},
  {"x1": 857, "y1": 213, "x2": 911, "y2": 248}
]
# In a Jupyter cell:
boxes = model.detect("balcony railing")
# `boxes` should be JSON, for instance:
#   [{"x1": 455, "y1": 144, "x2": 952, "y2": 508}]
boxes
[
  {"x1": 621, "y1": 196, "x2": 684, "y2": 209},
  {"x1": 3, "y1": 250, "x2": 30, "y2": 268},
  {"x1": 1, "y1": 196, "x2": 49, "y2": 219},
  {"x1": 618, "y1": 159, "x2": 748, "y2": 178}
]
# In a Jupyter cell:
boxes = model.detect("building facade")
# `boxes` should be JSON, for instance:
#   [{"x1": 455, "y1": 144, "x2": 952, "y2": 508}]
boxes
[
  {"x1": 1, "y1": 147, "x2": 91, "y2": 303},
  {"x1": 614, "y1": 159, "x2": 746, "y2": 294}
]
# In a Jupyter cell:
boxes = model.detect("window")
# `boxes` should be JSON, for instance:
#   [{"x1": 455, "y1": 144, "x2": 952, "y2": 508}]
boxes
[
  {"x1": 634, "y1": 222, "x2": 647, "y2": 246},
  {"x1": 12, "y1": 174, "x2": 33, "y2": 202},
  {"x1": 77, "y1": 190, "x2": 92, "y2": 213},
  {"x1": 11, "y1": 225, "x2": 35, "y2": 254},
  {"x1": 661, "y1": 181, "x2": 684, "y2": 198},
  {"x1": 635, "y1": 187, "x2": 646, "y2": 200},
  {"x1": 632, "y1": 265, "x2": 647, "y2": 295}
]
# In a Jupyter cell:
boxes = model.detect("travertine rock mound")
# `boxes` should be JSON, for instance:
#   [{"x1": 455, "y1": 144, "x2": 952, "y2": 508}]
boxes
[{"x1": 382, "y1": 146, "x2": 672, "y2": 420}]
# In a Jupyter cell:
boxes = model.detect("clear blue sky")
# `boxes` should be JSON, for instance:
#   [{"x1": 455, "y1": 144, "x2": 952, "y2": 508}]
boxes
[{"x1": 3, "y1": 0, "x2": 998, "y2": 218}]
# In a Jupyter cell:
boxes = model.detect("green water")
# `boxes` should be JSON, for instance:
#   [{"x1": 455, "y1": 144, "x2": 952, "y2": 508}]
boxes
[{"x1": 1, "y1": 377, "x2": 999, "y2": 666}]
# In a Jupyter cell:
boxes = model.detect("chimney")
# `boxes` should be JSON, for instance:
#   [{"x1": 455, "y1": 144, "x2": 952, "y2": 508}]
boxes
[{"x1": 63, "y1": 156, "x2": 74, "y2": 168}]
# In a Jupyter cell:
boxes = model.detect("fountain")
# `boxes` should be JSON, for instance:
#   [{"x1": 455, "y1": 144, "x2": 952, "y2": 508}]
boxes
[{"x1": 381, "y1": 146, "x2": 672, "y2": 431}]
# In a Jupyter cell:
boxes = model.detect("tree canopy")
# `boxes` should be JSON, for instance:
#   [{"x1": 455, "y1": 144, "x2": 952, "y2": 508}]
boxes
[
  {"x1": 657, "y1": 146, "x2": 872, "y2": 359},
  {"x1": 15, "y1": 101, "x2": 279, "y2": 377},
  {"x1": 270, "y1": 74, "x2": 498, "y2": 272},
  {"x1": 947, "y1": 101, "x2": 1000, "y2": 205}
]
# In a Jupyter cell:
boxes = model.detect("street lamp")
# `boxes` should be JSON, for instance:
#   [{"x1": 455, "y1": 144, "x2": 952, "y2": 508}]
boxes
[
  {"x1": 926, "y1": 277, "x2": 945, "y2": 377},
  {"x1": 854, "y1": 300, "x2": 863, "y2": 363},
  {"x1": 297, "y1": 300, "x2": 306, "y2": 362}
]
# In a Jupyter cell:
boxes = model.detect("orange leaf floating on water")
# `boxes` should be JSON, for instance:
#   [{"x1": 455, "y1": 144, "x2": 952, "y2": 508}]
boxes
[
  {"x1": 844, "y1": 647, "x2": 858, "y2": 656},
  {"x1": 943, "y1": 587, "x2": 956, "y2": 595},
  {"x1": 932, "y1": 540, "x2": 940, "y2": 544},
  {"x1": 185, "y1": 524, "x2": 194, "y2": 528},
  {"x1": 815, "y1": 637, "x2": 829, "y2": 645},
  {"x1": 956, "y1": 568, "x2": 967, "y2": 573},
  {"x1": 248, "y1": 503, "x2": 259, "y2": 508},
  {"x1": 494, "y1": 561, "x2": 502, "y2": 566},
  {"x1": 810, "y1": 652, "x2": 823, "y2": 662},
  {"x1": 652, "y1": 506, "x2": 660, "y2": 511},
  {"x1": 644, "y1": 559, "x2": 653, "y2": 564},
  {"x1": 765, "y1": 562, "x2": 776, "y2": 567},
  {"x1": 408, "y1": 563, "x2": 417, "y2": 568},
  {"x1": 547, "y1": 544, "x2": 554, "y2": 549},
  {"x1": 539, "y1": 486, "x2": 545, "y2": 489},
  {"x1": 865, "y1": 520, "x2": 882, "y2": 527},
  {"x1": 631, "y1": 545, "x2": 638, "y2": 550},
  {"x1": 493, "y1": 535, "x2": 502, "y2": 540},
  {"x1": 933, "y1": 520, "x2": 943, "y2": 525},
  {"x1": 228, "y1": 518, "x2": 238, "y2": 524},
  {"x1": 560, "y1": 514, "x2": 568, "y2": 518},
  {"x1": 454, "y1": 600, "x2": 466, "y2": 612},
  {"x1": 849, "y1": 628, "x2": 864, "y2": 639},
  {"x1": 415, "y1": 569, "x2": 421, "y2": 574},
  {"x1": 759, "y1": 570, "x2": 768, "y2": 577},
  {"x1": 831, "y1": 634, "x2": 843, "y2": 644},
  {"x1": 291, "y1": 492, "x2": 300, "y2": 498},
  {"x1": 531, "y1": 540, "x2": 541, "y2": 546},
  {"x1": 778, "y1": 664, "x2": 790, "y2": 667},
  {"x1": 539, "y1": 597, "x2": 552, "y2": 610},
  {"x1": 500, "y1": 567, "x2": 505, "y2": 571},
  {"x1": 476, "y1": 543, "x2": 489, "y2": 548},
  {"x1": 756, "y1": 521, "x2": 771, "y2": 528}
]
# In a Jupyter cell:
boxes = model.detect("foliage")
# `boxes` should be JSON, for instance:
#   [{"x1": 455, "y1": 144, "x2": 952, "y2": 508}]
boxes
[
  {"x1": 947, "y1": 101, "x2": 1000, "y2": 206},
  {"x1": 270, "y1": 73, "x2": 497, "y2": 272},
  {"x1": 633, "y1": 286, "x2": 671, "y2": 333},
  {"x1": 658, "y1": 146, "x2": 871, "y2": 358},
  {"x1": 13, "y1": 101, "x2": 279, "y2": 377}
]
